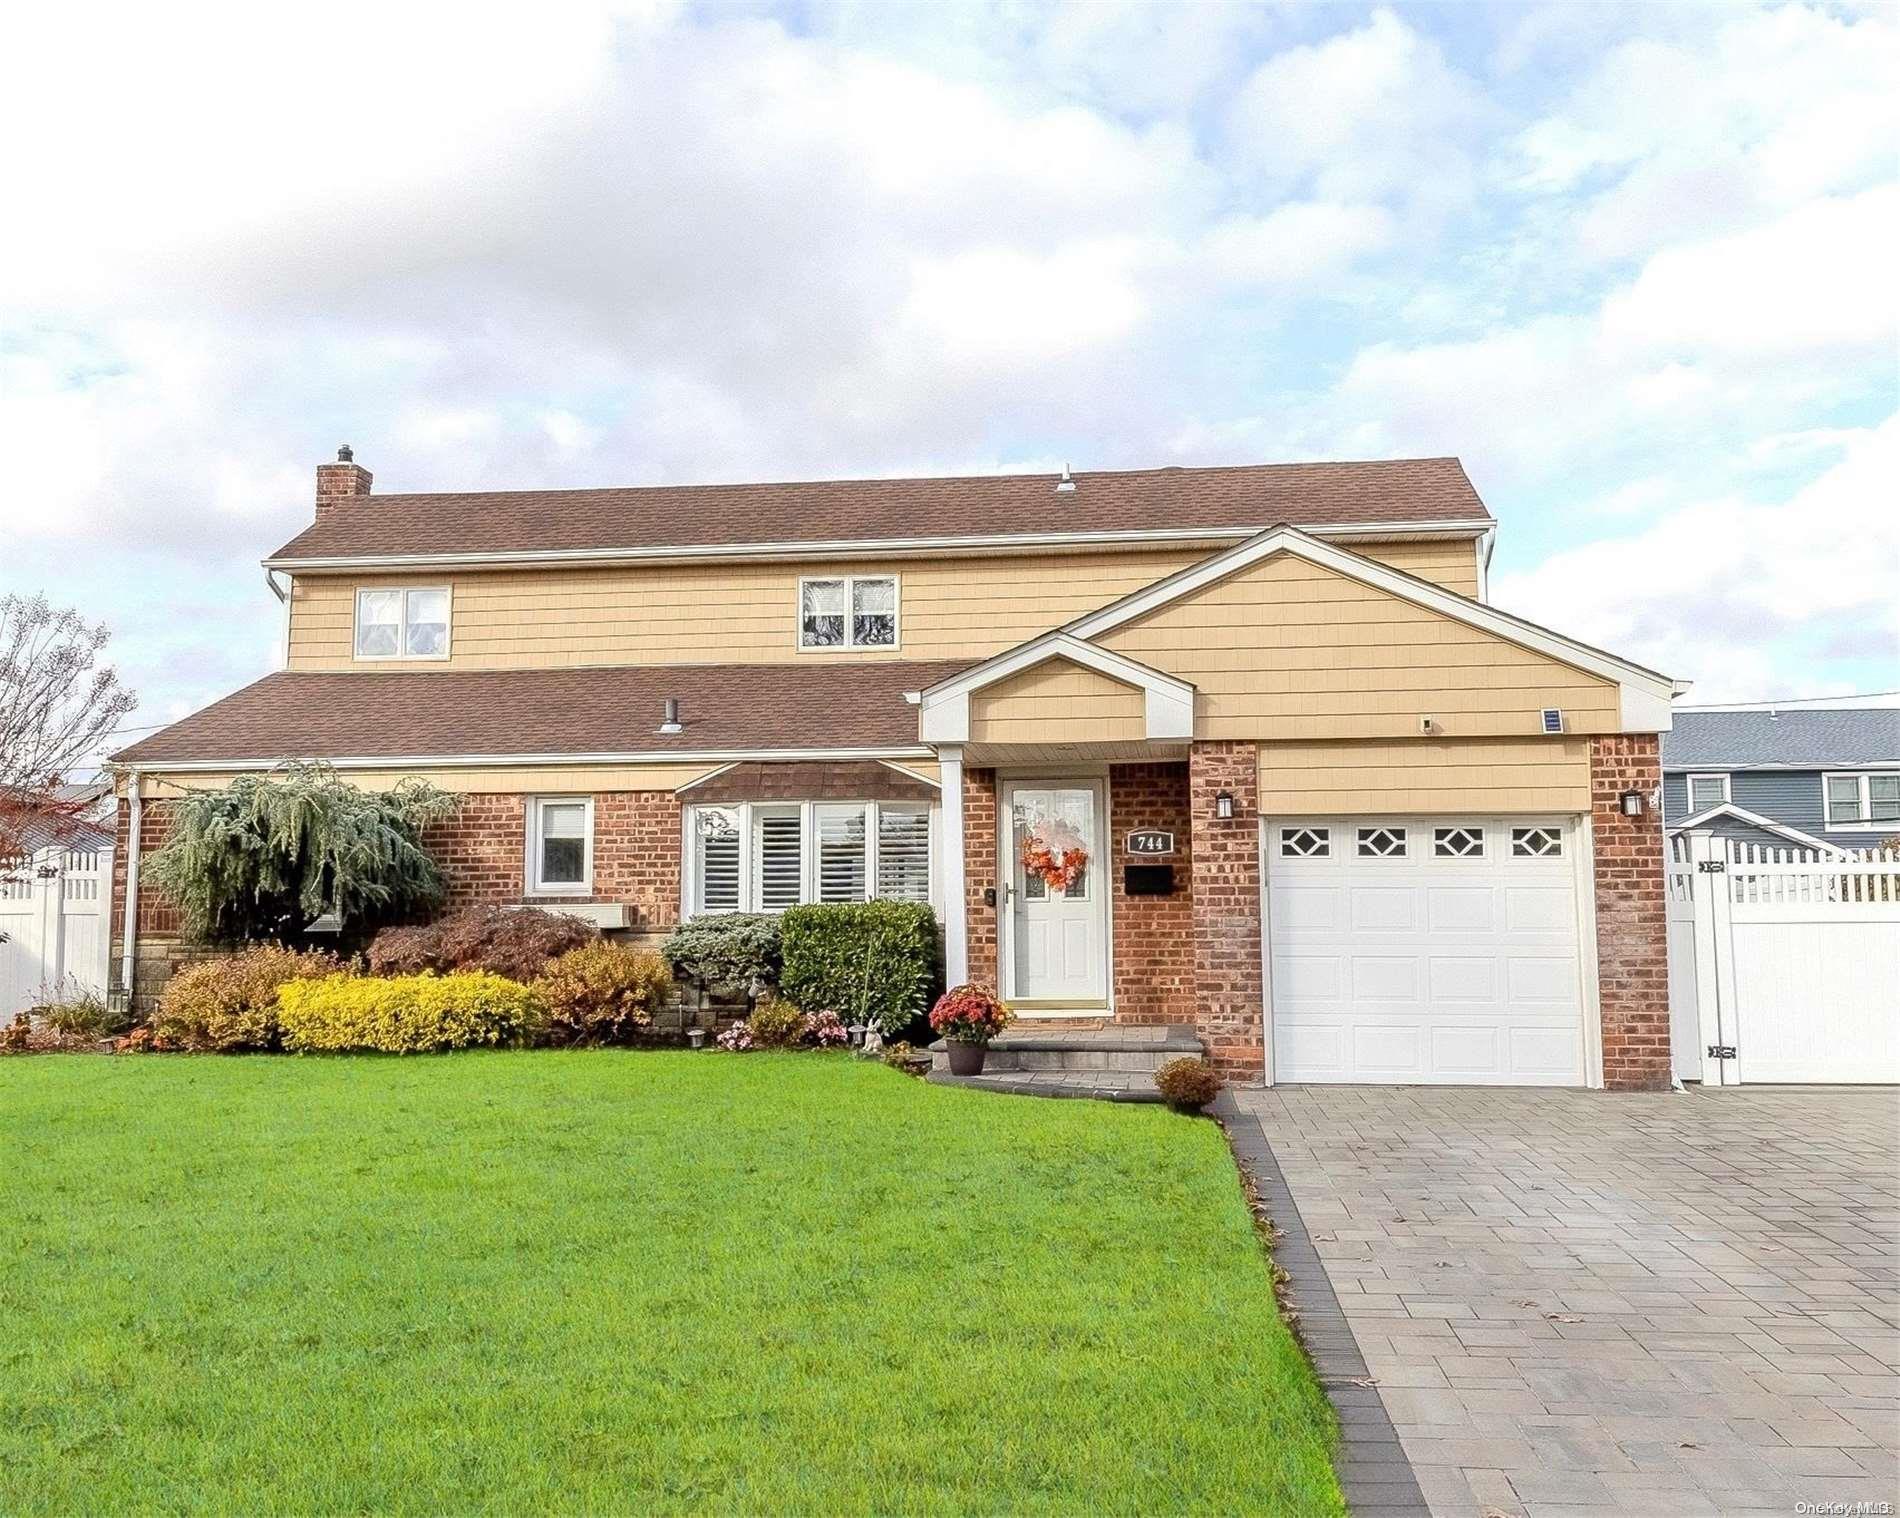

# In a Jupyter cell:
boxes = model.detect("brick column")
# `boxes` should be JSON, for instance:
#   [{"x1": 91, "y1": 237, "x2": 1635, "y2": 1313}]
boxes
[
  {"x1": 1188, "y1": 741, "x2": 1264, "y2": 1081},
  {"x1": 1110, "y1": 762, "x2": 1193, "y2": 1026},
  {"x1": 1590, "y1": 734, "x2": 1670, "y2": 1090},
  {"x1": 961, "y1": 767, "x2": 999, "y2": 991}
]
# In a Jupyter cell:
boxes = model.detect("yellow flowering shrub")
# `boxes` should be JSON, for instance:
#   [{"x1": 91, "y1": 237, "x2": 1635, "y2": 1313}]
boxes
[{"x1": 276, "y1": 971, "x2": 546, "y2": 1054}]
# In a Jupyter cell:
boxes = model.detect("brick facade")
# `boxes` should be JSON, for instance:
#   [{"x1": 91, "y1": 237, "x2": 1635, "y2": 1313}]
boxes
[
  {"x1": 1187, "y1": 741, "x2": 1264, "y2": 1080},
  {"x1": 111, "y1": 788, "x2": 686, "y2": 1013},
  {"x1": 960, "y1": 766, "x2": 999, "y2": 990},
  {"x1": 1589, "y1": 733, "x2": 1670, "y2": 1091},
  {"x1": 1108, "y1": 762, "x2": 1194, "y2": 1027}
]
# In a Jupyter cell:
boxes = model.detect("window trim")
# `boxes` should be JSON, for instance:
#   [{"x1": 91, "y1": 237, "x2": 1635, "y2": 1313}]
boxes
[
  {"x1": 1822, "y1": 770, "x2": 1900, "y2": 830},
  {"x1": 526, "y1": 796, "x2": 593, "y2": 896},
  {"x1": 354, "y1": 585, "x2": 453, "y2": 662},
  {"x1": 682, "y1": 799, "x2": 934, "y2": 914},
  {"x1": 1685, "y1": 772, "x2": 1731, "y2": 812},
  {"x1": 797, "y1": 574, "x2": 901, "y2": 652}
]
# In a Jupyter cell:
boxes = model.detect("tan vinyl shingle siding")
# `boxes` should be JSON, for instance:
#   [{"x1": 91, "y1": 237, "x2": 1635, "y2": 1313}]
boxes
[
  {"x1": 969, "y1": 660, "x2": 1146, "y2": 745},
  {"x1": 1258, "y1": 737, "x2": 1591, "y2": 813},
  {"x1": 285, "y1": 540, "x2": 1479, "y2": 671},
  {"x1": 1097, "y1": 552, "x2": 1618, "y2": 740}
]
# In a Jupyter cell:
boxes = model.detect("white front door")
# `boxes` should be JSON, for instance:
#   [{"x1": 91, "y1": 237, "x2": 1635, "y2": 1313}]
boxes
[
  {"x1": 1005, "y1": 781, "x2": 1108, "y2": 1005},
  {"x1": 1268, "y1": 816, "x2": 1587, "y2": 1085}
]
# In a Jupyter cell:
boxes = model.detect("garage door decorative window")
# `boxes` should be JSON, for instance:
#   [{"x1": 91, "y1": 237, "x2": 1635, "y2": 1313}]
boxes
[
  {"x1": 1511, "y1": 826, "x2": 1563, "y2": 858},
  {"x1": 1433, "y1": 826, "x2": 1484, "y2": 858},
  {"x1": 1356, "y1": 826, "x2": 1407, "y2": 858},
  {"x1": 1280, "y1": 826, "x2": 1330, "y2": 858}
]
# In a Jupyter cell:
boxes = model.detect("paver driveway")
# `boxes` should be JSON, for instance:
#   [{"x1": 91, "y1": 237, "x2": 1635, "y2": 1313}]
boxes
[{"x1": 1237, "y1": 1085, "x2": 1899, "y2": 1517}]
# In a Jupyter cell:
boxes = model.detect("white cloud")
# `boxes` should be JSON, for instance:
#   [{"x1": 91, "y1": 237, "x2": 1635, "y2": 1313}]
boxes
[
  {"x1": 1492, "y1": 414, "x2": 1900, "y2": 701},
  {"x1": 1225, "y1": 9, "x2": 1484, "y2": 210}
]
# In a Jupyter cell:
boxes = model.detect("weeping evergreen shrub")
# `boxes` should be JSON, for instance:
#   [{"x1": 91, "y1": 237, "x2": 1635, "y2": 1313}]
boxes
[{"x1": 144, "y1": 762, "x2": 458, "y2": 947}]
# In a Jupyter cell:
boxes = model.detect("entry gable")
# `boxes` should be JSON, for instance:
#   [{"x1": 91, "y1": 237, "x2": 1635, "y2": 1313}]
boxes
[
  {"x1": 1067, "y1": 526, "x2": 1676, "y2": 738},
  {"x1": 917, "y1": 633, "x2": 1194, "y2": 746}
]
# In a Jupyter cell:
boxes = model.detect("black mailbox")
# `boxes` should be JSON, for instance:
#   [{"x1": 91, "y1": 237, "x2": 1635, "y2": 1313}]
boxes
[{"x1": 1123, "y1": 864, "x2": 1174, "y2": 897}]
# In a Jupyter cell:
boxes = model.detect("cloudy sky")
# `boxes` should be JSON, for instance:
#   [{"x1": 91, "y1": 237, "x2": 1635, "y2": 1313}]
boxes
[{"x1": 2, "y1": 0, "x2": 1895, "y2": 752}]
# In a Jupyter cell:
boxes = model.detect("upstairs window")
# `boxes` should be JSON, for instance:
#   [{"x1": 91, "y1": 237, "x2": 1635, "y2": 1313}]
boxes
[
  {"x1": 355, "y1": 587, "x2": 450, "y2": 659},
  {"x1": 1686, "y1": 774, "x2": 1730, "y2": 813},
  {"x1": 1824, "y1": 772, "x2": 1900, "y2": 828},
  {"x1": 800, "y1": 576, "x2": 897, "y2": 649}
]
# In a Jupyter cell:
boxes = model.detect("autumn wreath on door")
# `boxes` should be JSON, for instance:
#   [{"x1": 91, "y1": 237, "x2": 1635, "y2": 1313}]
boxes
[{"x1": 1019, "y1": 812, "x2": 1089, "y2": 893}]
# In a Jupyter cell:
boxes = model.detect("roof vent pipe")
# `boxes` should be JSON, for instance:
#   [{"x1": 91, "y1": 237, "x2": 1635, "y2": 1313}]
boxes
[
  {"x1": 659, "y1": 698, "x2": 682, "y2": 735},
  {"x1": 1055, "y1": 464, "x2": 1076, "y2": 494}
]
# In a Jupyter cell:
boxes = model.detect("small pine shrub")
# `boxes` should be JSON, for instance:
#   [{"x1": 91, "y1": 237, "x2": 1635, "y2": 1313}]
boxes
[
  {"x1": 743, "y1": 999, "x2": 809, "y2": 1049},
  {"x1": 367, "y1": 905, "x2": 596, "y2": 983},
  {"x1": 661, "y1": 914, "x2": 781, "y2": 997},
  {"x1": 1154, "y1": 1056, "x2": 1222, "y2": 1112},
  {"x1": 276, "y1": 971, "x2": 546, "y2": 1054},
  {"x1": 534, "y1": 943, "x2": 671, "y2": 1045},
  {"x1": 155, "y1": 945, "x2": 342, "y2": 1052}
]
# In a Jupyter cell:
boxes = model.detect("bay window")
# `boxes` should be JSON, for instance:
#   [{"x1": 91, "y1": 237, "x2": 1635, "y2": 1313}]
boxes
[{"x1": 684, "y1": 800, "x2": 934, "y2": 915}]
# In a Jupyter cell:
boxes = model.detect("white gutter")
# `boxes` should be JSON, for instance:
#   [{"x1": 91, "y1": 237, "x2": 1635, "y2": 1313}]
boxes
[
  {"x1": 261, "y1": 518, "x2": 1496, "y2": 574},
  {"x1": 265, "y1": 569, "x2": 289, "y2": 670},
  {"x1": 131, "y1": 745, "x2": 938, "y2": 774},
  {"x1": 119, "y1": 769, "x2": 141, "y2": 1000}
]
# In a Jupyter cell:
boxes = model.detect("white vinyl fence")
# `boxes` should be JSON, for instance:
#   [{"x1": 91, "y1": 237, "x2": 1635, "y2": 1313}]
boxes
[
  {"x1": 0, "y1": 845, "x2": 114, "y2": 1017},
  {"x1": 1667, "y1": 833, "x2": 1900, "y2": 1084}
]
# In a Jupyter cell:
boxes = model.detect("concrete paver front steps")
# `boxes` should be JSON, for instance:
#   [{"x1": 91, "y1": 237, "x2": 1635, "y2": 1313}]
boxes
[{"x1": 925, "y1": 1025, "x2": 1204, "y2": 1100}]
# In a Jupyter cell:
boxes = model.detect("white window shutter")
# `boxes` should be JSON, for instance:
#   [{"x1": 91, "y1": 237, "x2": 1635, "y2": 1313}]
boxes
[
  {"x1": 695, "y1": 808, "x2": 741, "y2": 913},
  {"x1": 754, "y1": 808, "x2": 804, "y2": 911},
  {"x1": 876, "y1": 807, "x2": 931, "y2": 902},
  {"x1": 816, "y1": 805, "x2": 868, "y2": 903}
]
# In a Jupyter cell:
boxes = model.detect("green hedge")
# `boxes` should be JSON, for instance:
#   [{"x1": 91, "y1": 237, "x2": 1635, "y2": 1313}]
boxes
[{"x1": 779, "y1": 901, "x2": 940, "y2": 1037}]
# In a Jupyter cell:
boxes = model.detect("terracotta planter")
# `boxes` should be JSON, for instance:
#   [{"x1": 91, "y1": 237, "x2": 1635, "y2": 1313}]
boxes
[{"x1": 946, "y1": 1040, "x2": 988, "y2": 1076}]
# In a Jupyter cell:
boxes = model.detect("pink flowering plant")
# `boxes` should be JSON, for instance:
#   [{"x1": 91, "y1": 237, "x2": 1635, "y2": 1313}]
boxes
[
  {"x1": 715, "y1": 1021, "x2": 754, "y2": 1052},
  {"x1": 928, "y1": 985, "x2": 1012, "y2": 1047}
]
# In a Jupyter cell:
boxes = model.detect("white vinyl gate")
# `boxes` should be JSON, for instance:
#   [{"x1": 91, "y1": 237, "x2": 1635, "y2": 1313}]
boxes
[
  {"x1": 0, "y1": 846, "x2": 114, "y2": 1016},
  {"x1": 1667, "y1": 833, "x2": 1900, "y2": 1084}
]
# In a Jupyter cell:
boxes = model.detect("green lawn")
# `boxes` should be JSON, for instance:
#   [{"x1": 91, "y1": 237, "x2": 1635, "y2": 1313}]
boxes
[{"x1": 0, "y1": 1052, "x2": 1340, "y2": 1516}]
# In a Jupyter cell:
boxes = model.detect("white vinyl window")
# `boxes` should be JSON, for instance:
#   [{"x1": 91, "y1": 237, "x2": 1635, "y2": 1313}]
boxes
[
  {"x1": 1686, "y1": 773, "x2": 1730, "y2": 813},
  {"x1": 528, "y1": 797, "x2": 592, "y2": 894},
  {"x1": 685, "y1": 801, "x2": 933, "y2": 914},
  {"x1": 1823, "y1": 772, "x2": 1900, "y2": 829},
  {"x1": 695, "y1": 807, "x2": 741, "y2": 913},
  {"x1": 355, "y1": 586, "x2": 450, "y2": 659},
  {"x1": 800, "y1": 576, "x2": 898, "y2": 649}
]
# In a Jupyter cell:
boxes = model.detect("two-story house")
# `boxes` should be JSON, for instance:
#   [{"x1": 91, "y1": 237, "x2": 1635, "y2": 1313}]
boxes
[
  {"x1": 1661, "y1": 708, "x2": 1900, "y2": 853},
  {"x1": 110, "y1": 449, "x2": 1681, "y2": 1088}
]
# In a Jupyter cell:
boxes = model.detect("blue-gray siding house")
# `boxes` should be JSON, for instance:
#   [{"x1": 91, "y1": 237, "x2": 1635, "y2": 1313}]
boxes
[{"x1": 1661, "y1": 707, "x2": 1900, "y2": 852}]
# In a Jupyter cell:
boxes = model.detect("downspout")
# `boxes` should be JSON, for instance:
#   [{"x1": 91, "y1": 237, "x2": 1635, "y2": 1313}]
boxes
[
  {"x1": 1477, "y1": 525, "x2": 1497, "y2": 603},
  {"x1": 265, "y1": 568, "x2": 289, "y2": 669},
  {"x1": 120, "y1": 768, "x2": 142, "y2": 1001}
]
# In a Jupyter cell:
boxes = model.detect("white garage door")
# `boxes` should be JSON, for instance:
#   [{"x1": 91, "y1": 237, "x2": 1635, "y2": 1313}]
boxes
[{"x1": 1268, "y1": 817, "x2": 1587, "y2": 1085}]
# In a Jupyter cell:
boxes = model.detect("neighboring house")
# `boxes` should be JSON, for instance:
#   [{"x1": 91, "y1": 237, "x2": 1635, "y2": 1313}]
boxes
[
  {"x1": 110, "y1": 449, "x2": 1685, "y2": 1089},
  {"x1": 1661, "y1": 708, "x2": 1900, "y2": 853}
]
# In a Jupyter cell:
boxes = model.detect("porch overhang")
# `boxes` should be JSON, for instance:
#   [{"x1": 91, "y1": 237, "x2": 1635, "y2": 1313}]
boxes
[{"x1": 914, "y1": 633, "x2": 1195, "y2": 764}]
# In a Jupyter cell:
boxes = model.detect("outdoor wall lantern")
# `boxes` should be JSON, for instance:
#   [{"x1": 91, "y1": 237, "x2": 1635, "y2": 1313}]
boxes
[
  {"x1": 1619, "y1": 790, "x2": 1645, "y2": 817},
  {"x1": 1215, "y1": 789, "x2": 1235, "y2": 820}
]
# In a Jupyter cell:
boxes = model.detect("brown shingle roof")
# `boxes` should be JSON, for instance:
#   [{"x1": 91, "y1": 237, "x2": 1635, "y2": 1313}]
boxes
[
  {"x1": 268, "y1": 457, "x2": 1490, "y2": 562},
  {"x1": 111, "y1": 663, "x2": 971, "y2": 766}
]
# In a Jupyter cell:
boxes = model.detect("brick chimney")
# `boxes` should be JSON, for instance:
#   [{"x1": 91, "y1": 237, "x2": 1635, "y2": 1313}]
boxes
[{"x1": 315, "y1": 444, "x2": 372, "y2": 522}]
